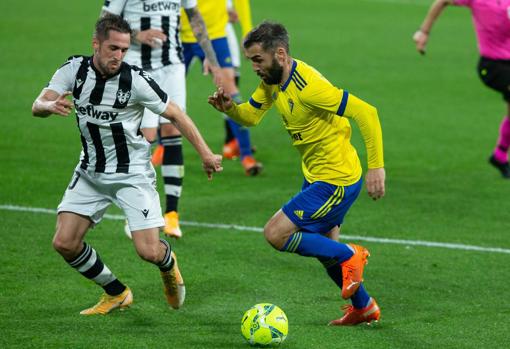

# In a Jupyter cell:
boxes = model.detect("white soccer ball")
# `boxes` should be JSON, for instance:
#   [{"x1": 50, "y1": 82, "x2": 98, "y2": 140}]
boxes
[{"x1": 241, "y1": 303, "x2": 288, "y2": 346}]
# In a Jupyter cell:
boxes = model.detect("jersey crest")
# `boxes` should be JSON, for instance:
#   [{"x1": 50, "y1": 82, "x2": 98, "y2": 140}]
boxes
[
  {"x1": 116, "y1": 89, "x2": 131, "y2": 105},
  {"x1": 288, "y1": 98, "x2": 294, "y2": 113}
]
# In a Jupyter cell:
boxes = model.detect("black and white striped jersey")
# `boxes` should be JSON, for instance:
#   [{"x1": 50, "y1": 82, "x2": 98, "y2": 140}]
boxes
[
  {"x1": 46, "y1": 55, "x2": 169, "y2": 173},
  {"x1": 103, "y1": 0, "x2": 197, "y2": 70}
]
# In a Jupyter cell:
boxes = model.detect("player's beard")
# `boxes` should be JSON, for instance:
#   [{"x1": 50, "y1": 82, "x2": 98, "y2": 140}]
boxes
[
  {"x1": 102, "y1": 59, "x2": 121, "y2": 76},
  {"x1": 261, "y1": 58, "x2": 284, "y2": 85},
  {"x1": 94, "y1": 54, "x2": 121, "y2": 78}
]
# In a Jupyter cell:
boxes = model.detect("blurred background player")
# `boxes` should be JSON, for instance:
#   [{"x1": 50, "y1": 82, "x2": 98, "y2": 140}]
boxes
[
  {"x1": 413, "y1": 0, "x2": 510, "y2": 178},
  {"x1": 209, "y1": 21, "x2": 385, "y2": 325},
  {"x1": 181, "y1": 0, "x2": 263, "y2": 176},
  {"x1": 102, "y1": 0, "x2": 223, "y2": 238},
  {"x1": 222, "y1": 0, "x2": 254, "y2": 158},
  {"x1": 32, "y1": 15, "x2": 222, "y2": 315}
]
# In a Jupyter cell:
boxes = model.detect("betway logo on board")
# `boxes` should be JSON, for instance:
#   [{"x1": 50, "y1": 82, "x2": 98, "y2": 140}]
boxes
[
  {"x1": 76, "y1": 104, "x2": 118, "y2": 121},
  {"x1": 143, "y1": 1, "x2": 179, "y2": 12}
]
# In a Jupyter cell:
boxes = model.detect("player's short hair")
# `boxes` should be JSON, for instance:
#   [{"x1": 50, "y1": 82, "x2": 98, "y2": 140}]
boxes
[
  {"x1": 94, "y1": 14, "x2": 132, "y2": 42},
  {"x1": 243, "y1": 21, "x2": 290, "y2": 53}
]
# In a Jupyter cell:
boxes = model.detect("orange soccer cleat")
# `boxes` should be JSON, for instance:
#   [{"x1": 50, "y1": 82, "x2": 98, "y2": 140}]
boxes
[
  {"x1": 151, "y1": 144, "x2": 164, "y2": 166},
  {"x1": 329, "y1": 298, "x2": 380, "y2": 326},
  {"x1": 80, "y1": 287, "x2": 133, "y2": 315},
  {"x1": 241, "y1": 156, "x2": 263, "y2": 176},
  {"x1": 340, "y1": 244, "x2": 370, "y2": 299},
  {"x1": 163, "y1": 211, "x2": 182, "y2": 239},
  {"x1": 223, "y1": 139, "x2": 241, "y2": 160}
]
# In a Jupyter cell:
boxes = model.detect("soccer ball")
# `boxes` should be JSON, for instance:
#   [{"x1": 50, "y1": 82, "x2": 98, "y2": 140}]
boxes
[{"x1": 241, "y1": 303, "x2": 288, "y2": 346}]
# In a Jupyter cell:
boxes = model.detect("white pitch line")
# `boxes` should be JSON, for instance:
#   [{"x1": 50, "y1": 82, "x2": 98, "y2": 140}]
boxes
[{"x1": 1, "y1": 204, "x2": 510, "y2": 254}]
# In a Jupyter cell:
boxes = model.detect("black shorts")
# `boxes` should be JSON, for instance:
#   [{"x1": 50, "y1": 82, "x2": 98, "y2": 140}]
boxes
[{"x1": 477, "y1": 56, "x2": 510, "y2": 102}]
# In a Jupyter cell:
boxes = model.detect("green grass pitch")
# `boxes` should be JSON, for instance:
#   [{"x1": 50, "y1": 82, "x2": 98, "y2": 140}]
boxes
[{"x1": 1, "y1": 0, "x2": 509, "y2": 348}]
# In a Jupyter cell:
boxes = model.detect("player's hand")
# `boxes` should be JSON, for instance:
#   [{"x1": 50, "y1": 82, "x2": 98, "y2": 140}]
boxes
[
  {"x1": 365, "y1": 167, "x2": 385, "y2": 200},
  {"x1": 136, "y1": 29, "x2": 167, "y2": 48},
  {"x1": 413, "y1": 30, "x2": 428, "y2": 55},
  {"x1": 203, "y1": 59, "x2": 224, "y2": 87},
  {"x1": 202, "y1": 153, "x2": 223, "y2": 180},
  {"x1": 228, "y1": 9, "x2": 239, "y2": 23},
  {"x1": 208, "y1": 87, "x2": 233, "y2": 112},
  {"x1": 50, "y1": 91, "x2": 74, "y2": 117}
]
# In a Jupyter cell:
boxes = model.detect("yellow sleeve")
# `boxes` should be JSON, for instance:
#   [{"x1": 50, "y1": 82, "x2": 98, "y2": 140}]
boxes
[
  {"x1": 233, "y1": 0, "x2": 253, "y2": 37},
  {"x1": 343, "y1": 94, "x2": 384, "y2": 169},
  {"x1": 301, "y1": 75, "x2": 344, "y2": 114},
  {"x1": 225, "y1": 81, "x2": 272, "y2": 126},
  {"x1": 301, "y1": 77, "x2": 384, "y2": 169}
]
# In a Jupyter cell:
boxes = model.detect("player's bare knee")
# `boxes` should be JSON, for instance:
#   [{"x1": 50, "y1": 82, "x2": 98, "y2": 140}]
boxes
[
  {"x1": 52, "y1": 235, "x2": 80, "y2": 257},
  {"x1": 263, "y1": 224, "x2": 276, "y2": 243},
  {"x1": 263, "y1": 225, "x2": 286, "y2": 250},
  {"x1": 136, "y1": 245, "x2": 160, "y2": 263},
  {"x1": 52, "y1": 236, "x2": 67, "y2": 254},
  {"x1": 266, "y1": 237, "x2": 284, "y2": 251}
]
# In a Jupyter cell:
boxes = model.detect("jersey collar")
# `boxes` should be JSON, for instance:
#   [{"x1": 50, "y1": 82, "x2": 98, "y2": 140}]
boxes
[{"x1": 280, "y1": 59, "x2": 297, "y2": 92}]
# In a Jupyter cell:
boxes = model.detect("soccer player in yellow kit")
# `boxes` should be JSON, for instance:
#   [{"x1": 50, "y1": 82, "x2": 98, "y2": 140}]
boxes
[
  {"x1": 222, "y1": 0, "x2": 254, "y2": 156},
  {"x1": 209, "y1": 21, "x2": 386, "y2": 326},
  {"x1": 181, "y1": 0, "x2": 262, "y2": 176}
]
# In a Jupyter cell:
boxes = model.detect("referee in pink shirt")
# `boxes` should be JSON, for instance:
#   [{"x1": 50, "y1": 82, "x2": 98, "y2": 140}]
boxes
[{"x1": 414, "y1": 0, "x2": 510, "y2": 178}]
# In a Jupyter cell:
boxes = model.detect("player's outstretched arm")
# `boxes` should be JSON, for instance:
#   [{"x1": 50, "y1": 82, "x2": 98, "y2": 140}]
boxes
[
  {"x1": 208, "y1": 87, "x2": 266, "y2": 127},
  {"x1": 413, "y1": 0, "x2": 453, "y2": 55},
  {"x1": 32, "y1": 90, "x2": 73, "y2": 118},
  {"x1": 161, "y1": 101, "x2": 223, "y2": 180}
]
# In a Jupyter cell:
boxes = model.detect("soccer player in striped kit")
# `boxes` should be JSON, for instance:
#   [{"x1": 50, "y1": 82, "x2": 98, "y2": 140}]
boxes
[
  {"x1": 102, "y1": 0, "x2": 223, "y2": 238},
  {"x1": 32, "y1": 15, "x2": 222, "y2": 315},
  {"x1": 414, "y1": 0, "x2": 510, "y2": 178}
]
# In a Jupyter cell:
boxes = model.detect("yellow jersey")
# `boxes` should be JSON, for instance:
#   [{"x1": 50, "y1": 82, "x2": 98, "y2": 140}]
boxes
[
  {"x1": 226, "y1": 59, "x2": 384, "y2": 186},
  {"x1": 180, "y1": 0, "x2": 228, "y2": 43}
]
